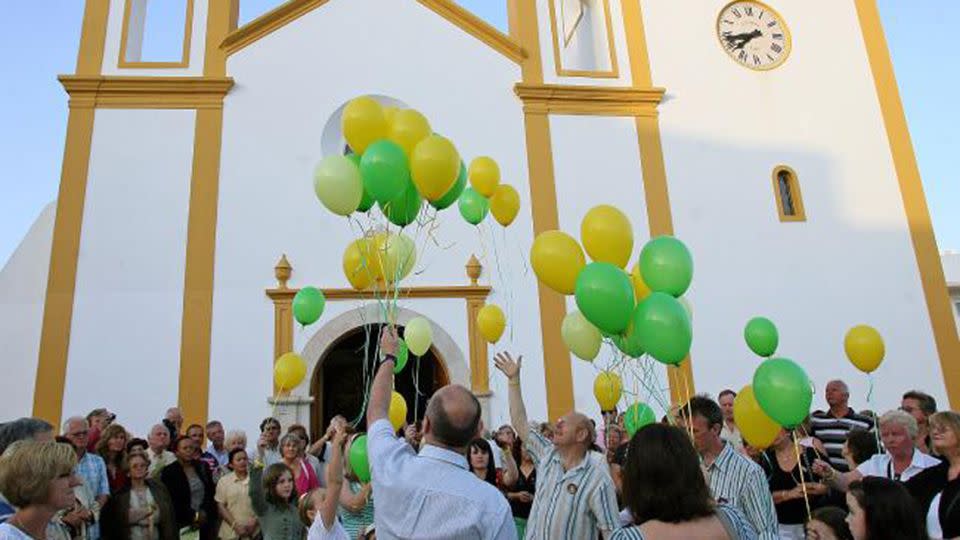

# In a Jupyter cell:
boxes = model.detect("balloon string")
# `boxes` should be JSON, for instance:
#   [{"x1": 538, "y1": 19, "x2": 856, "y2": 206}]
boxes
[
  {"x1": 867, "y1": 373, "x2": 882, "y2": 453},
  {"x1": 792, "y1": 430, "x2": 812, "y2": 521}
]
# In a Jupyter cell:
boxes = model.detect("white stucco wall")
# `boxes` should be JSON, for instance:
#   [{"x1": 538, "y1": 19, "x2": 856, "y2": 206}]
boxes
[
  {"x1": 642, "y1": 0, "x2": 948, "y2": 411},
  {"x1": 62, "y1": 109, "x2": 195, "y2": 435},
  {"x1": 209, "y1": 0, "x2": 550, "y2": 438},
  {"x1": 0, "y1": 203, "x2": 55, "y2": 418}
]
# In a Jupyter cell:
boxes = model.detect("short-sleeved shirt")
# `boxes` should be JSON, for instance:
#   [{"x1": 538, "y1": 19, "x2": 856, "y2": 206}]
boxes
[
  {"x1": 75, "y1": 452, "x2": 110, "y2": 540},
  {"x1": 215, "y1": 472, "x2": 258, "y2": 540},
  {"x1": 367, "y1": 418, "x2": 516, "y2": 539},
  {"x1": 610, "y1": 504, "x2": 757, "y2": 540},
  {"x1": 809, "y1": 409, "x2": 874, "y2": 472},
  {"x1": 856, "y1": 450, "x2": 940, "y2": 482},
  {"x1": 706, "y1": 444, "x2": 778, "y2": 540},
  {"x1": 307, "y1": 514, "x2": 350, "y2": 540},
  {"x1": 523, "y1": 424, "x2": 620, "y2": 540}
]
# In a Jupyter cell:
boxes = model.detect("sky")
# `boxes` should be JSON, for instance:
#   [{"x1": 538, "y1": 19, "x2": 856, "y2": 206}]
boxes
[{"x1": 0, "y1": 1, "x2": 956, "y2": 269}]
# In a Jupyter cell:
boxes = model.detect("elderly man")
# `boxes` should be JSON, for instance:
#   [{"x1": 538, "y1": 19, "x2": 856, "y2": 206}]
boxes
[
  {"x1": 147, "y1": 423, "x2": 177, "y2": 476},
  {"x1": 813, "y1": 409, "x2": 939, "y2": 491},
  {"x1": 901, "y1": 390, "x2": 937, "y2": 453},
  {"x1": 809, "y1": 380, "x2": 874, "y2": 472},
  {"x1": 367, "y1": 326, "x2": 516, "y2": 539},
  {"x1": 204, "y1": 420, "x2": 228, "y2": 467},
  {"x1": 495, "y1": 352, "x2": 619, "y2": 539},
  {"x1": 62, "y1": 416, "x2": 110, "y2": 540},
  {"x1": 678, "y1": 395, "x2": 778, "y2": 540}
]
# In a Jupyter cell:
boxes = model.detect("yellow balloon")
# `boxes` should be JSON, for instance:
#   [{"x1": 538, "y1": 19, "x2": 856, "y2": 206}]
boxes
[
  {"x1": 387, "y1": 109, "x2": 432, "y2": 156},
  {"x1": 530, "y1": 231, "x2": 586, "y2": 295},
  {"x1": 377, "y1": 233, "x2": 416, "y2": 284},
  {"x1": 389, "y1": 391, "x2": 408, "y2": 431},
  {"x1": 489, "y1": 184, "x2": 520, "y2": 227},
  {"x1": 411, "y1": 135, "x2": 460, "y2": 201},
  {"x1": 845, "y1": 325, "x2": 885, "y2": 373},
  {"x1": 630, "y1": 262, "x2": 651, "y2": 302},
  {"x1": 342, "y1": 96, "x2": 387, "y2": 154},
  {"x1": 477, "y1": 304, "x2": 506, "y2": 344},
  {"x1": 343, "y1": 238, "x2": 374, "y2": 290},
  {"x1": 733, "y1": 385, "x2": 781, "y2": 450},
  {"x1": 581, "y1": 205, "x2": 634, "y2": 268},
  {"x1": 274, "y1": 352, "x2": 307, "y2": 390},
  {"x1": 469, "y1": 157, "x2": 500, "y2": 197},
  {"x1": 383, "y1": 106, "x2": 398, "y2": 127},
  {"x1": 593, "y1": 371, "x2": 623, "y2": 411}
]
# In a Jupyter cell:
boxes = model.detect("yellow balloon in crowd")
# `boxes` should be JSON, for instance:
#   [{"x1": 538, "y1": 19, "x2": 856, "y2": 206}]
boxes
[
  {"x1": 343, "y1": 238, "x2": 374, "y2": 290},
  {"x1": 593, "y1": 371, "x2": 623, "y2": 411},
  {"x1": 489, "y1": 184, "x2": 520, "y2": 227},
  {"x1": 383, "y1": 106, "x2": 398, "y2": 127},
  {"x1": 404, "y1": 317, "x2": 433, "y2": 356},
  {"x1": 733, "y1": 385, "x2": 781, "y2": 450},
  {"x1": 469, "y1": 157, "x2": 501, "y2": 197},
  {"x1": 411, "y1": 135, "x2": 460, "y2": 201},
  {"x1": 630, "y1": 262, "x2": 652, "y2": 302},
  {"x1": 561, "y1": 310, "x2": 602, "y2": 361},
  {"x1": 844, "y1": 325, "x2": 885, "y2": 373},
  {"x1": 477, "y1": 304, "x2": 506, "y2": 344},
  {"x1": 342, "y1": 96, "x2": 387, "y2": 154},
  {"x1": 389, "y1": 391, "x2": 408, "y2": 431},
  {"x1": 530, "y1": 231, "x2": 586, "y2": 295},
  {"x1": 274, "y1": 352, "x2": 307, "y2": 390},
  {"x1": 388, "y1": 109, "x2": 432, "y2": 156},
  {"x1": 376, "y1": 232, "x2": 417, "y2": 284},
  {"x1": 581, "y1": 205, "x2": 633, "y2": 268}
]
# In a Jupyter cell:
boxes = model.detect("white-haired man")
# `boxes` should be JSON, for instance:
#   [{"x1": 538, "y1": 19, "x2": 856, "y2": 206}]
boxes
[
  {"x1": 146, "y1": 423, "x2": 176, "y2": 477},
  {"x1": 62, "y1": 416, "x2": 110, "y2": 539}
]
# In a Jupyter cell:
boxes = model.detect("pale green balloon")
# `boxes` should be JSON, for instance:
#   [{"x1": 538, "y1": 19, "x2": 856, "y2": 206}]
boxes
[
  {"x1": 314, "y1": 155, "x2": 363, "y2": 216},
  {"x1": 404, "y1": 317, "x2": 433, "y2": 357},
  {"x1": 561, "y1": 310, "x2": 602, "y2": 361}
]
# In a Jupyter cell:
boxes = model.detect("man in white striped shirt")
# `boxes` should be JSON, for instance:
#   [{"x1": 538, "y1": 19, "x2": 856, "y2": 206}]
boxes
[
  {"x1": 678, "y1": 395, "x2": 778, "y2": 540},
  {"x1": 494, "y1": 352, "x2": 619, "y2": 539}
]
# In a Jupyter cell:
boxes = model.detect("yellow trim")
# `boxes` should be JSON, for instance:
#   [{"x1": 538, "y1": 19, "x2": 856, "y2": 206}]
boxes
[
  {"x1": 621, "y1": 0, "x2": 694, "y2": 403},
  {"x1": 118, "y1": 0, "x2": 195, "y2": 68},
  {"x1": 547, "y1": 0, "x2": 620, "y2": 78},
  {"x1": 771, "y1": 165, "x2": 806, "y2": 222},
  {"x1": 855, "y1": 0, "x2": 960, "y2": 407},
  {"x1": 33, "y1": 0, "x2": 110, "y2": 428},
  {"x1": 715, "y1": 0, "x2": 791, "y2": 72},
  {"x1": 59, "y1": 76, "x2": 233, "y2": 109},
  {"x1": 514, "y1": 83, "x2": 663, "y2": 116},
  {"x1": 176, "y1": 1, "x2": 237, "y2": 429},
  {"x1": 220, "y1": 0, "x2": 524, "y2": 65}
]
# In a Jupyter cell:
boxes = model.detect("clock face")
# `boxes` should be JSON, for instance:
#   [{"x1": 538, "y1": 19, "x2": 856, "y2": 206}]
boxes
[{"x1": 717, "y1": 1, "x2": 791, "y2": 71}]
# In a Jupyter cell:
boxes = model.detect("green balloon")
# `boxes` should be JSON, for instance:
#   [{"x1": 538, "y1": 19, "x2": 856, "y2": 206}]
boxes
[
  {"x1": 393, "y1": 340, "x2": 409, "y2": 374},
  {"x1": 348, "y1": 434, "x2": 371, "y2": 483},
  {"x1": 379, "y1": 182, "x2": 422, "y2": 227},
  {"x1": 360, "y1": 140, "x2": 410, "y2": 204},
  {"x1": 624, "y1": 402, "x2": 656, "y2": 437},
  {"x1": 347, "y1": 153, "x2": 376, "y2": 212},
  {"x1": 744, "y1": 317, "x2": 779, "y2": 357},
  {"x1": 458, "y1": 187, "x2": 489, "y2": 225},
  {"x1": 753, "y1": 357, "x2": 812, "y2": 428},
  {"x1": 574, "y1": 262, "x2": 634, "y2": 335},
  {"x1": 633, "y1": 292, "x2": 692, "y2": 365},
  {"x1": 431, "y1": 161, "x2": 467, "y2": 210},
  {"x1": 614, "y1": 322, "x2": 644, "y2": 358},
  {"x1": 292, "y1": 286, "x2": 325, "y2": 326},
  {"x1": 639, "y1": 236, "x2": 694, "y2": 297}
]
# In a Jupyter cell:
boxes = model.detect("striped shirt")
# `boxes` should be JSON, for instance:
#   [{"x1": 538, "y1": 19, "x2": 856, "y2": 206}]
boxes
[
  {"x1": 611, "y1": 504, "x2": 757, "y2": 539},
  {"x1": 706, "y1": 444, "x2": 778, "y2": 540},
  {"x1": 809, "y1": 409, "x2": 874, "y2": 472},
  {"x1": 523, "y1": 426, "x2": 619, "y2": 540}
]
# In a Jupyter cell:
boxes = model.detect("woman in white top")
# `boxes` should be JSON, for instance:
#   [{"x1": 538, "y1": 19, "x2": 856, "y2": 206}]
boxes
[
  {"x1": 0, "y1": 441, "x2": 81, "y2": 540},
  {"x1": 813, "y1": 410, "x2": 939, "y2": 491}
]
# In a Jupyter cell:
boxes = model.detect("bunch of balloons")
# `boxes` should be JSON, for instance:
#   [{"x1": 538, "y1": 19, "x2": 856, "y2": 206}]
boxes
[{"x1": 530, "y1": 204, "x2": 694, "y2": 366}]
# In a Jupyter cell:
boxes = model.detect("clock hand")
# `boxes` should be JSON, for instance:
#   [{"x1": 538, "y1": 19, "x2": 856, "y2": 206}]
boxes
[{"x1": 724, "y1": 29, "x2": 763, "y2": 50}]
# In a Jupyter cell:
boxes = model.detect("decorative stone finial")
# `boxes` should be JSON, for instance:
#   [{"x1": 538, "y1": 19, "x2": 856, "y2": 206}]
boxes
[
  {"x1": 275, "y1": 254, "x2": 292, "y2": 289},
  {"x1": 466, "y1": 254, "x2": 482, "y2": 285}
]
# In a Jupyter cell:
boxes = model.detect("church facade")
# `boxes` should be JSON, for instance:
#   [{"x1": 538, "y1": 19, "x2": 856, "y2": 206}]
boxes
[{"x1": 2, "y1": 0, "x2": 957, "y2": 439}]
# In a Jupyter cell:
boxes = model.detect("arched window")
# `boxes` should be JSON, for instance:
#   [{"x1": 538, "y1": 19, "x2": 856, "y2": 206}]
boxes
[{"x1": 772, "y1": 165, "x2": 806, "y2": 222}]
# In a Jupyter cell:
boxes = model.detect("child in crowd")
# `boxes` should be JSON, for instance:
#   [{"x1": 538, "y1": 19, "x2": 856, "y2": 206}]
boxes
[{"x1": 300, "y1": 428, "x2": 349, "y2": 540}]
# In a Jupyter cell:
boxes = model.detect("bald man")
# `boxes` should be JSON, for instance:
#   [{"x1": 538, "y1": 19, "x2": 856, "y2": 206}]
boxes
[
  {"x1": 494, "y1": 352, "x2": 619, "y2": 539},
  {"x1": 366, "y1": 326, "x2": 515, "y2": 539},
  {"x1": 809, "y1": 379, "x2": 874, "y2": 472}
]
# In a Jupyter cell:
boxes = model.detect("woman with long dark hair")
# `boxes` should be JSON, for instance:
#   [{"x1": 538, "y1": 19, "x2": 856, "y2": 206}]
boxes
[
  {"x1": 468, "y1": 438, "x2": 499, "y2": 487},
  {"x1": 612, "y1": 423, "x2": 756, "y2": 539},
  {"x1": 846, "y1": 477, "x2": 925, "y2": 540},
  {"x1": 96, "y1": 423, "x2": 130, "y2": 494}
]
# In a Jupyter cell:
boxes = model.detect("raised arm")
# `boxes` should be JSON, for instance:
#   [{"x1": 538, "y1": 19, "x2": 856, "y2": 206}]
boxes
[
  {"x1": 366, "y1": 326, "x2": 398, "y2": 426},
  {"x1": 493, "y1": 352, "x2": 530, "y2": 442},
  {"x1": 247, "y1": 465, "x2": 268, "y2": 516},
  {"x1": 320, "y1": 428, "x2": 348, "y2": 531}
]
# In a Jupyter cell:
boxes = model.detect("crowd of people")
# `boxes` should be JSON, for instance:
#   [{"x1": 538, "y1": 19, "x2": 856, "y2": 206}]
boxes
[{"x1": 1, "y1": 328, "x2": 958, "y2": 539}]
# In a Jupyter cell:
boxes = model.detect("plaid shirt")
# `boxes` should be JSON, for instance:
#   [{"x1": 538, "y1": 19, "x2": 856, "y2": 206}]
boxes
[{"x1": 74, "y1": 452, "x2": 110, "y2": 540}]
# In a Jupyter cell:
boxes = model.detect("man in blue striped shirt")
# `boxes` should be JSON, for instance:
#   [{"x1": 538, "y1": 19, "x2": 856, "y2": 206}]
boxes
[
  {"x1": 494, "y1": 352, "x2": 619, "y2": 539},
  {"x1": 678, "y1": 395, "x2": 777, "y2": 540}
]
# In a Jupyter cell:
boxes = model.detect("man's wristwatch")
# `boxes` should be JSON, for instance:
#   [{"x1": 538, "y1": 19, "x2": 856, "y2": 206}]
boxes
[{"x1": 377, "y1": 353, "x2": 396, "y2": 372}]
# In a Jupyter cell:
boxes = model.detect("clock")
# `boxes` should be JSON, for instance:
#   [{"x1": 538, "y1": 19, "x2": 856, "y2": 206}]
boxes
[{"x1": 716, "y1": 1, "x2": 791, "y2": 71}]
